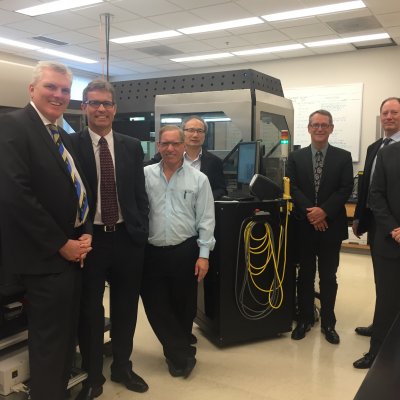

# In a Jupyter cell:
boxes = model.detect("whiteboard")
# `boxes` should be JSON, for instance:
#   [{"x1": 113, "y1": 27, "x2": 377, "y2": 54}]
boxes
[{"x1": 285, "y1": 83, "x2": 363, "y2": 162}]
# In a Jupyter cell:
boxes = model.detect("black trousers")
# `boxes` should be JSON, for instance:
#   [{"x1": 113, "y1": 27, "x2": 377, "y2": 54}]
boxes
[
  {"x1": 78, "y1": 224, "x2": 144, "y2": 385},
  {"x1": 370, "y1": 253, "x2": 400, "y2": 354},
  {"x1": 297, "y1": 227, "x2": 342, "y2": 327},
  {"x1": 22, "y1": 265, "x2": 81, "y2": 400},
  {"x1": 141, "y1": 237, "x2": 198, "y2": 368}
]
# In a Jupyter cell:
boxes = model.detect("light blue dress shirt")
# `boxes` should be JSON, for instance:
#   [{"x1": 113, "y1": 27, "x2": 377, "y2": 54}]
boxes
[{"x1": 144, "y1": 161, "x2": 216, "y2": 258}]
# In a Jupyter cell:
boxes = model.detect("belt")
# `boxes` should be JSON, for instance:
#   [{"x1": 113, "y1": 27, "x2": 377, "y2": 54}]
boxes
[{"x1": 93, "y1": 222, "x2": 124, "y2": 233}]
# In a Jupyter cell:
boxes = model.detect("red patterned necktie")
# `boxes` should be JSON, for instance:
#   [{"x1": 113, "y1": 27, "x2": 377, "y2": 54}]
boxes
[
  {"x1": 48, "y1": 124, "x2": 89, "y2": 223},
  {"x1": 99, "y1": 137, "x2": 118, "y2": 226}
]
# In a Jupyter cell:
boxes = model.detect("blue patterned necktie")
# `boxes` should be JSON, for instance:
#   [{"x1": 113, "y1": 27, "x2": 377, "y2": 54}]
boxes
[
  {"x1": 99, "y1": 137, "x2": 119, "y2": 226},
  {"x1": 48, "y1": 124, "x2": 89, "y2": 223},
  {"x1": 314, "y1": 150, "x2": 323, "y2": 205}
]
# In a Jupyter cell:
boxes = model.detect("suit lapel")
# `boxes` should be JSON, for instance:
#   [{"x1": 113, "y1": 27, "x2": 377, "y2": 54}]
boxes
[
  {"x1": 113, "y1": 133, "x2": 123, "y2": 197},
  {"x1": 304, "y1": 146, "x2": 314, "y2": 188},
  {"x1": 26, "y1": 104, "x2": 73, "y2": 182},
  {"x1": 74, "y1": 128, "x2": 97, "y2": 206}
]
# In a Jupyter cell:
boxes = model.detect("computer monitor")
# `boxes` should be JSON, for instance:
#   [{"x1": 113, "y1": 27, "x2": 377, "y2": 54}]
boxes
[{"x1": 237, "y1": 141, "x2": 260, "y2": 185}]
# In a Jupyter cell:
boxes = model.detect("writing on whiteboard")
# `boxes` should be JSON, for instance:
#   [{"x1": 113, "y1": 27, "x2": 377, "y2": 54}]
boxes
[{"x1": 285, "y1": 83, "x2": 363, "y2": 162}]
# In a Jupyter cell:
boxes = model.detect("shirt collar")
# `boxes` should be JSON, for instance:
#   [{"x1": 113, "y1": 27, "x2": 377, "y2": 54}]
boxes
[
  {"x1": 88, "y1": 128, "x2": 113, "y2": 146},
  {"x1": 30, "y1": 101, "x2": 56, "y2": 127}
]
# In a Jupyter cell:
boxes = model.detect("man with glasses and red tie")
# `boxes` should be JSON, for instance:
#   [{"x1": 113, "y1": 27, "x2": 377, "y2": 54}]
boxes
[
  {"x1": 288, "y1": 109, "x2": 353, "y2": 344},
  {"x1": 70, "y1": 80, "x2": 149, "y2": 400}
]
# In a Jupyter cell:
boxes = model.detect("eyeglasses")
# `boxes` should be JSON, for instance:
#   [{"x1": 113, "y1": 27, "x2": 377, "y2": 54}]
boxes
[
  {"x1": 183, "y1": 128, "x2": 205, "y2": 134},
  {"x1": 158, "y1": 141, "x2": 184, "y2": 148},
  {"x1": 309, "y1": 123, "x2": 332, "y2": 129},
  {"x1": 83, "y1": 100, "x2": 115, "y2": 109}
]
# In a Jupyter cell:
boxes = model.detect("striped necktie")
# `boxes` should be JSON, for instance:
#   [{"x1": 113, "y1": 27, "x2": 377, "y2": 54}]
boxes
[{"x1": 48, "y1": 124, "x2": 89, "y2": 223}]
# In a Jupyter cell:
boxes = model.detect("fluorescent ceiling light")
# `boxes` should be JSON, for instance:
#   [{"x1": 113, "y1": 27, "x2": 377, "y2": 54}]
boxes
[
  {"x1": 171, "y1": 53, "x2": 234, "y2": 62},
  {"x1": 178, "y1": 17, "x2": 264, "y2": 35},
  {"x1": 233, "y1": 43, "x2": 304, "y2": 56},
  {"x1": 305, "y1": 32, "x2": 390, "y2": 47},
  {"x1": 16, "y1": 0, "x2": 103, "y2": 16},
  {"x1": 37, "y1": 48, "x2": 97, "y2": 63},
  {"x1": 262, "y1": 1, "x2": 365, "y2": 22},
  {"x1": 0, "y1": 37, "x2": 40, "y2": 50},
  {"x1": 111, "y1": 31, "x2": 182, "y2": 44},
  {"x1": 0, "y1": 60, "x2": 34, "y2": 68},
  {"x1": 161, "y1": 118, "x2": 182, "y2": 124},
  {"x1": 204, "y1": 117, "x2": 232, "y2": 122}
]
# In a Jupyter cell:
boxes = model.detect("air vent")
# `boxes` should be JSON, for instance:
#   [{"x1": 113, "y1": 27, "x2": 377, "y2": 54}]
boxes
[
  {"x1": 327, "y1": 16, "x2": 382, "y2": 34},
  {"x1": 32, "y1": 36, "x2": 68, "y2": 46},
  {"x1": 354, "y1": 38, "x2": 397, "y2": 50},
  {"x1": 137, "y1": 45, "x2": 183, "y2": 57}
]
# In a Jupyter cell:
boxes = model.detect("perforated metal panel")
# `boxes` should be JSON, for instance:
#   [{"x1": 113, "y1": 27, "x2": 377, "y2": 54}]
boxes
[{"x1": 113, "y1": 69, "x2": 284, "y2": 113}]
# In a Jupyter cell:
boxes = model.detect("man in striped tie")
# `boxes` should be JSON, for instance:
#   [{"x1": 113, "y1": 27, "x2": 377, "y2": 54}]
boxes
[{"x1": 0, "y1": 61, "x2": 93, "y2": 400}]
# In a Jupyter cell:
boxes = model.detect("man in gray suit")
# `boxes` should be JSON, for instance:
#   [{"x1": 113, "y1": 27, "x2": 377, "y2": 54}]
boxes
[{"x1": 353, "y1": 98, "x2": 400, "y2": 369}]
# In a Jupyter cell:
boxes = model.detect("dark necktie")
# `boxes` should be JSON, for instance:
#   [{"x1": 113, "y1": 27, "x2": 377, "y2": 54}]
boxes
[
  {"x1": 48, "y1": 124, "x2": 89, "y2": 223},
  {"x1": 382, "y1": 137, "x2": 392, "y2": 147},
  {"x1": 99, "y1": 137, "x2": 119, "y2": 226},
  {"x1": 314, "y1": 150, "x2": 323, "y2": 205}
]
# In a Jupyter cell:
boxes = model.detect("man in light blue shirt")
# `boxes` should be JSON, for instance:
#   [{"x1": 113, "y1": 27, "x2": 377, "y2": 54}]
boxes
[{"x1": 142, "y1": 125, "x2": 215, "y2": 379}]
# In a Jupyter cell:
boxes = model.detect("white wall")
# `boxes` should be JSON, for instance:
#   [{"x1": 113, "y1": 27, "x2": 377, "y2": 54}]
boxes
[{"x1": 0, "y1": 54, "x2": 96, "y2": 107}]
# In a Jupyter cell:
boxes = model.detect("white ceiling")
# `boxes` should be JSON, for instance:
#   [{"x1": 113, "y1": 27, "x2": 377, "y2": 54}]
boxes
[{"x1": 0, "y1": 0, "x2": 399, "y2": 80}]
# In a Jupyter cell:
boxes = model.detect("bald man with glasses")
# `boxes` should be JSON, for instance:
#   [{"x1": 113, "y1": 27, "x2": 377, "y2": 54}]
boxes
[
  {"x1": 141, "y1": 125, "x2": 215, "y2": 378},
  {"x1": 146, "y1": 116, "x2": 227, "y2": 200}
]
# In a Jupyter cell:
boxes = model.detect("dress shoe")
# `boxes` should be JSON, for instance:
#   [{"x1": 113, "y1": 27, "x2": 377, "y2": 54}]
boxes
[
  {"x1": 353, "y1": 352, "x2": 376, "y2": 369},
  {"x1": 189, "y1": 333, "x2": 197, "y2": 345},
  {"x1": 75, "y1": 384, "x2": 103, "y2": 400},
  {"x1": 110, "y1": 370, "x2": 149, "y2": 393},
  {"x1": 291, "y1": 322, "x2": 312, "y2": 340},
  {"x1": 321, "y1": 326, "x2": 340, "y2": 344},
  {"x1": 355, "y1": 324, "x2": 373, "y2": 337},
  {"x1": 166, "y1": 356, "x2": 196, "y2": 378}
]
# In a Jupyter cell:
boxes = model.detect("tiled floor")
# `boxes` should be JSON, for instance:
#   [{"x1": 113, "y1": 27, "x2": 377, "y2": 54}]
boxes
[{"x1": 70, "y1": 250, "x2": 375, "y2": 400}]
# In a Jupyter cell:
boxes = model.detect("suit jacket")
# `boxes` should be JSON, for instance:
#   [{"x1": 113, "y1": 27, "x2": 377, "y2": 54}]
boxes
[
  {"x1": 353, "y1": 138, "x2": 383, "y2": 235},
  {"x1": 146, "y1": 148, "x2": 227, "y2": 200},
  {"x1": 70, "y1": 127, "x2": 149, "y2": 246},
  {"x1": 369, "y1": 141, "x2": 400, "y2": 258},
  {"x1": 0, "y1": 104, "x2": 92, "y2": 275},
  {"x1": 287, "y1": 144, "x2": 353, "y2": 241}
]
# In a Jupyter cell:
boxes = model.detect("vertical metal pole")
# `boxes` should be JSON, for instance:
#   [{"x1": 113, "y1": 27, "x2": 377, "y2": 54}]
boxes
[{"x1": 104, "y1": 13, "x2": 111, "y2": 82}]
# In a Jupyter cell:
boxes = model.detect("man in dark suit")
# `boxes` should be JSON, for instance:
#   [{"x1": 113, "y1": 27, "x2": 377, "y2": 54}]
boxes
[
  {"x1": 288, "y1": 109, "x2": 353, "y2": 344},
  {"x1": 353, "y1": 97, "x2": 400, "y2": 339},
  {"x1": 145, "y1": 115, "x2": 227, "y2": 201},
  {"x1": 353, "y1": 97, "x2": 400, "y2": 368},
  {"x1": 71, "y1": 80, "x2": 149, "y2": 399},
  {"x1": 0, "y1": 61, "x2": 93, "y2": 400}
]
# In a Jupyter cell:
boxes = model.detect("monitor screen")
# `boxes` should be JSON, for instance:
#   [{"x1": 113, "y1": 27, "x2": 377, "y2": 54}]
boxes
[{"x1": 237, "y1": 141, "x2": 260, "y2": 185}]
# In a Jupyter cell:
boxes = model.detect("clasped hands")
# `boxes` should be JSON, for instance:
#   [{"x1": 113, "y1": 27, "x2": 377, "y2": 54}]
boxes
[
  {"x1": 59, "y1": 234, "x2": 93, "y2": 267},
  {"x1": 391, "y1": 227, "x2": 400, "y2": 244},
  {"x1": 307, "y1": 207, "x2": 328, "y2": 231}
]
